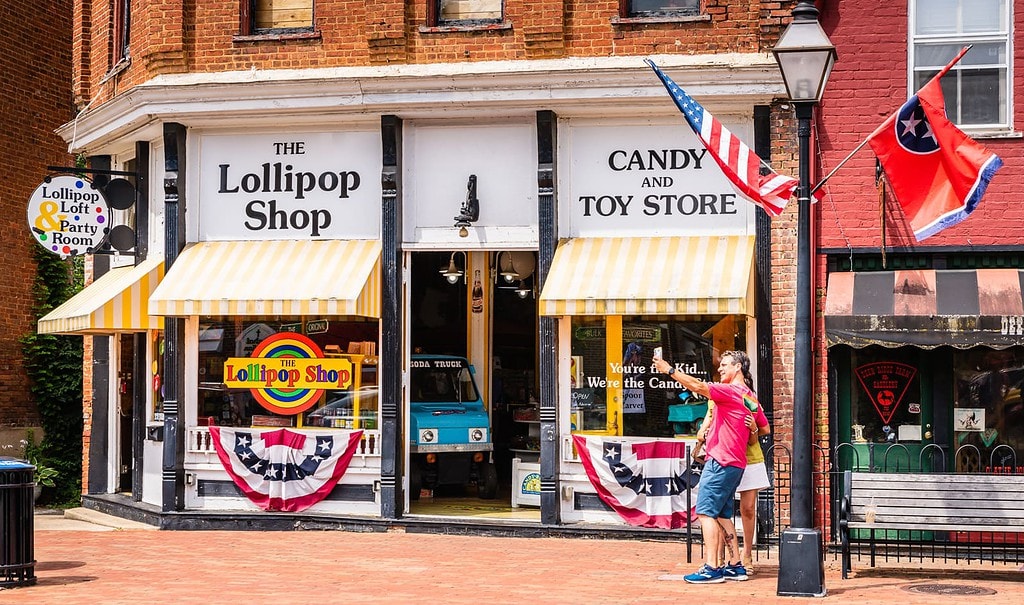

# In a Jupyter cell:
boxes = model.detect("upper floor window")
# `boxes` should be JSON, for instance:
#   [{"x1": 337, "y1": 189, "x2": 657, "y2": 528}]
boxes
[
  {"x1": 113, "y1": 0, "x2": 131, "y2": 63},
  {"x1": 624, "y1": 0, "x2": 700, "y2": 18},
  {"x1": 910, "y1": 0, "x2": 1010, "y2": 129},
  {"x1": 241, "y1": 0, "x2": 314, "y2": 35},
  {"x1": 429, "y1": 0, "x2": 502, "y2": 26}
]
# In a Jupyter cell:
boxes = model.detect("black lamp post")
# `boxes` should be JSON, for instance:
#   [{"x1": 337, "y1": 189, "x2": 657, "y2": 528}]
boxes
[{"x1": 772, "y1": 0, "x2": 836, "y2": 598}]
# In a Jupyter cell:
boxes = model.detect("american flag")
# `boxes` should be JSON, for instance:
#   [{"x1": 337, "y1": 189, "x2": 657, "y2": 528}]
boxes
[
  {"x1": 647, "y1": 59, "x2": 798, "y2": 217},
  {"x1": 210, "y1": 427, "x2": 363, "y2": 512},
  {"x1": 573, "y1": 434, "x2": 698, "y2": 529}
]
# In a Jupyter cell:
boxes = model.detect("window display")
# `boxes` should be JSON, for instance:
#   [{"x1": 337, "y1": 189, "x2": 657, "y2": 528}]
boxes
[
  {"x1": 197, "y1": 317, "x2": 378, "y2": 428},
  {"x1": 849, "y1": 348, "x2": 922, "y2": 444},
  {"x1": 953, "y1": 347, "x2": 1024, "y2": 469},
  {"x1": 570, "y1": 315, "x2": 745, "y2": 437}
]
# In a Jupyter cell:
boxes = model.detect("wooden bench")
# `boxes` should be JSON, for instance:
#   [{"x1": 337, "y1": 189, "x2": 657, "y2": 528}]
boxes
[{"x1": 839, "y1": 470, "x2": 1024, "y2": 578}]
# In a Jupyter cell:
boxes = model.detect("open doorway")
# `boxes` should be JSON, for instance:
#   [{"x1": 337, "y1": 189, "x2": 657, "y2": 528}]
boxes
[
  {"x1": 116, "y1": 333, "x2": 135, "y2": 494},
  {"x1": 407, "y1": 250, "x2": 539, "y2": 519}
]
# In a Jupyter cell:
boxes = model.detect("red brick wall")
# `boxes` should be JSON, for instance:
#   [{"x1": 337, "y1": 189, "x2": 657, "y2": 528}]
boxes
[
  {"x1": 75, "y1": 1, "x2": 792, "y2": 106},
  {"x1": 817, "y1": 1, "x2": 1024, "y2": 250},
  {"x1": 0, "y1": 0, "x2": 74, "y2": 426}
]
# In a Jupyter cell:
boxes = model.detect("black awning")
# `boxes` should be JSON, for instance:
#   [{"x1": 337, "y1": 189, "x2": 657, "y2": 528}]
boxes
[{"x1": 824, "y1": 269, "x2": 1024, "y2": 349}]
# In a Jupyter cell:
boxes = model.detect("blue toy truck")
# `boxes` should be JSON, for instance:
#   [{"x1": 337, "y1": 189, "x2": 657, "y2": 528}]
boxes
[{"x1": 409, "y1": 355, "x2": 497, "y2": 499}]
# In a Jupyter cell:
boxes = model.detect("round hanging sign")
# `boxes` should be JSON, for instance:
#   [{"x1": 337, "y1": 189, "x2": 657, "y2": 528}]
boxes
[{"x1": 27, "y1": 175, "x2": 109, "y2": 258}]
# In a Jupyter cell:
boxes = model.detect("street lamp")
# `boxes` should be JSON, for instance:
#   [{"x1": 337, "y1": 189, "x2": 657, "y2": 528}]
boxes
[{"x1": 772, "y1": 0, "x2": 836, "y2": 598}]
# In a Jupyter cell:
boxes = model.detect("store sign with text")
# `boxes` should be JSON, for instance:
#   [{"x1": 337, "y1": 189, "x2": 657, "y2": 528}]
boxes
[
  {"x1": 566, "y1": 122, "x2": 755, "y2": 237},
  {"x1": 26, "y1": 175, "x2": 109, "y2": 258},
  {"x1": 198, "y1": 131, "x2": 382, "y2": 240},
  {"x1": 854, "y1": 362, "x2": 917, "y2": 425},
  {"x1": 223, "y1": 332, "x2": 352, "y2": 415}
]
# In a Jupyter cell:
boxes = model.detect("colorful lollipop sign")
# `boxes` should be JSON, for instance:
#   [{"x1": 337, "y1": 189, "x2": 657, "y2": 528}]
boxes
[
  {"x1": 27, "y1": 175, "x2": 109, "y2": 258},
  {"x1": 223, "y1": 332, "x2": 353, "y2": 415}
]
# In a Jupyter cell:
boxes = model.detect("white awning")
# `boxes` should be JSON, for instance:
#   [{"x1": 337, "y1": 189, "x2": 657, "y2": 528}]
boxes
[{"x1": 149, "y1": 240, "x2": 381, "y2": 317}]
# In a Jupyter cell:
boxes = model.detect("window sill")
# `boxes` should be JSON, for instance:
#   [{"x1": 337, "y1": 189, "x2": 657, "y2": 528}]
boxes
[
  {"x1": 965, "y1": 128, "x2": 1023, "y2": 140},
  {"x1": 611, "y1": 14, "x2": 711, "y2": 26},
  {"x1": 100, "y1": 57, "x2": 132, "y2": 84},
  {"x1": 418, "y1": 21, "x2": 513, "y2": 34},
  {"x1": 233, "y1": 30, "x2": 322, "y2": 44}
]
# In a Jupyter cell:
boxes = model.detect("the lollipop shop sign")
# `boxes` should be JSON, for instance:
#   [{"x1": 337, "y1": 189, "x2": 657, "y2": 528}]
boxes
[{"x1": 27, "y1": 175, "x2": 108, "y2": 258}]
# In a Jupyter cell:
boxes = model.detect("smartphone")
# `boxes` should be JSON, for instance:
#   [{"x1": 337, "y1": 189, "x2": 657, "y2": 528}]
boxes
[{"x1": 653, "y1": 346, "x2": 663, "y2": 360}]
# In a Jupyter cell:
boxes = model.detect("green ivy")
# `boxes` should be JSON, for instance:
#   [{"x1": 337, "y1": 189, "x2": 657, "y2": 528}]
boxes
[{"x1": 21, "y1": 237, "x2": 85, "y2": 506}]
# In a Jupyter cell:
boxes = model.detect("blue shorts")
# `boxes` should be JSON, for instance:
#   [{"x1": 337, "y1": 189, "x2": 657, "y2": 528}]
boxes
[{"x1": 694, "y1": 458, "x2": 743, "y2": 519}]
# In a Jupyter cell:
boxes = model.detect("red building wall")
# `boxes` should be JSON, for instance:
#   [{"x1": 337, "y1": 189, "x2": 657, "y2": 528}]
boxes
[
  {"x1": 0, "y1": 0, "x2": 73, "y2": 428},
  {"x1": 817, "y1": 1, "x2": 1024, "y2": 250}
]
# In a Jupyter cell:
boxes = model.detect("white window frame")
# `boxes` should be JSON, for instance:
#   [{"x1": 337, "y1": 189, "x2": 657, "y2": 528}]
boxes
[{"x1": 908, "y1": 0, "x2": 1013, "y2": 133}]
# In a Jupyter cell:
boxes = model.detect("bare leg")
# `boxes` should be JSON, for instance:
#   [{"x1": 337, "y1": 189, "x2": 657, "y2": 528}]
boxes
[
  {"x1": 698, "y1": 514, "x2": 721, "y2": 568},
  {"x1": 739, "y1": 489, "x2": 758, "y2": 567},
  {"x1": 717, "y1": 516, "x2": 740, "y2": 565}
]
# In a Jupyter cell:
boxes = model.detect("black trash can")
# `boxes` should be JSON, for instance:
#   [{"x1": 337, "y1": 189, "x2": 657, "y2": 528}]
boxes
[{"x1": 0, "y1": 458, "x2": 36, "y2": 587}]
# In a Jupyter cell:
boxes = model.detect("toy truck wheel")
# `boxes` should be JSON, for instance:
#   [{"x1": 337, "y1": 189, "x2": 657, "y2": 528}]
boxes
[{"x1": 477, "y1": 461, "x2": 498, "y2": 499}]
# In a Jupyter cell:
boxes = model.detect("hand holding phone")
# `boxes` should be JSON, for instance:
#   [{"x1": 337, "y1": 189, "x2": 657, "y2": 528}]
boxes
[{"x1": 653, "y1": 346, "x2": 663, "y2": 361}]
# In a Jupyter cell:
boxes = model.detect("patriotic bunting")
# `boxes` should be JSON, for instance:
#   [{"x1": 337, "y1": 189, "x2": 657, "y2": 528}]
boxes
[
  {"x1": 573, "y1": 434, "x2": 698, "y2": 529},
  {"x1": 209, "y1": 427, "x2": 363, "y2": 512}
]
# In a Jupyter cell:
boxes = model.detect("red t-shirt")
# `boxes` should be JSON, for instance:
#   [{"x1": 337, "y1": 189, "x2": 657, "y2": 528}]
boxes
[{"x1": 705, "y1": 382, "x2": 769, "y2": 469}]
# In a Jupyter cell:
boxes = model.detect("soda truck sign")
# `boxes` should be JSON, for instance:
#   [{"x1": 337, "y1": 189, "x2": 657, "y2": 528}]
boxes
[{"x1": 27, "y1": 175, "x2": 109, "y2": 257}]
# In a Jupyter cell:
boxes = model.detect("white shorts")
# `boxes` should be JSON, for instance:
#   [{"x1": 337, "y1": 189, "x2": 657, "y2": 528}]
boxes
[{"x1": 735, "y1": 461, "x2": 771, "y2": 493}]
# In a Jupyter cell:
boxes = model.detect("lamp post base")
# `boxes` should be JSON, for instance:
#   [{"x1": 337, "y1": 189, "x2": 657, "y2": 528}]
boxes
[{"x1": 776, "y1": 527, "x2": 826, "y2": 597}]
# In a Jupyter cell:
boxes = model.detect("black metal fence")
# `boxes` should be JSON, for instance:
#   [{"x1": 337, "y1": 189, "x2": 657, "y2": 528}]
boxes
[{"x1": 742, "y1": 441, "x2": 1024, "y2": 567}]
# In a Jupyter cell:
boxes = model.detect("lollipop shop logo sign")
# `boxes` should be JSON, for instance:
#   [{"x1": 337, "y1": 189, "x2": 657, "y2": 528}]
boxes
[
  {"x1": 27, "y1": 175, "x2": 109, "y2": 258},
  {"x1": 223, "y1": 332, "x2": 353, "y2": 415}
]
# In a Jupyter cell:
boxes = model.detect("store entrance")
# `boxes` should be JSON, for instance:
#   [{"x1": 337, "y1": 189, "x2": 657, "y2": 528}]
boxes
[
  {"x1": 407, "y1": 250, "x2": 540, "y2": 519},
  {"x1": 116, "y1": 333, "x2": 135, "y2": 494}
]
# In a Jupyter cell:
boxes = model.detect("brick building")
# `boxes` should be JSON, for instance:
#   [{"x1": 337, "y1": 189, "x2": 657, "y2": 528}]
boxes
[
  {"x1": 817, "y1": 1, "x2": 1024, "y2": 482},
  {"x1": 0, "y1": 1, "x2": 72, "y2": 448},
  {"x1": 52, "y1": 0, "x2": 813, "y2": 536}
]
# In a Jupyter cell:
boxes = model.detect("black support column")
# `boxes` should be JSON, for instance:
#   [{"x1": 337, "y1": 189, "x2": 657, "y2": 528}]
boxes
[
  {"x1": 131, "y1": 141, "x2": 150, "y2": 503},
  {"x1": 86, "y1": 155, "x2": 112, "y2": 494},
  {"x1": 380, "y1": 115, "x2": 403, "y2": 519},
  {"x1": 161, "y1": 123, "x2": 187, "y2": 512},
  {"x1": 536, "y1": 110, "x2": 559, "y2": 525}
]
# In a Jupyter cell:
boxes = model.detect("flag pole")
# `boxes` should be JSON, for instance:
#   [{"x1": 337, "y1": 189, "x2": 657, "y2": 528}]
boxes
[{"x1": 809, "y1": 44, "x2": 973, "y2": 197}]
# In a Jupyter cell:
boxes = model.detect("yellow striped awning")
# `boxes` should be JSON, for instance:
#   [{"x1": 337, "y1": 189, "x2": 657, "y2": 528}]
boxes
[
  {"x1": 538, "y1": 236, "x2": 755, "y2": 316},
  {"x1": 37, "y1": 257, "x2": 165, "y2": 334},
  {"x1": 149, "y1": 239, "x2": 381, "y2": 317}
]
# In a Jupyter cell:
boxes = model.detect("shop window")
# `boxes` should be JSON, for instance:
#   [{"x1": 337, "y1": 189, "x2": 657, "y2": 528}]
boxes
[
  {"x1": 624, "y1": 0, "x2": 700, "y2": 18},
  {"x1": 113, "y1": 0, "x2": 131, "y2": 64},
  {"x1": 197, "y1": 318, "x2": 378, "y2": 429},
  {"x1": 570, "y1": 315, "x2": 744, "y2": 437},
  {"x1": 910, "y1": 0, "x2": 1010, "y2": 129},
  {"x1": 240, "y1": 0, "x2": 314, "y2": 35},
  {"x1": 151, "y1": 332, "x2": 165, "y2": 422},
  {"x1": 953, "y1": 347, "x2": 1024, "y2": 470},
  {"x1": 849, "y1": 349, "x2": 922, "y2": 445},
  {"x1": 428, "y1": 0, "x2": 502, "y2": 26}
]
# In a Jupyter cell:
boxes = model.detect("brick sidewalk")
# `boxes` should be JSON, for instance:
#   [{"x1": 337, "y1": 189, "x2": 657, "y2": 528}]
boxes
[{"x1": 2, "y1": 517, "x2": 1022, "y2": 604}]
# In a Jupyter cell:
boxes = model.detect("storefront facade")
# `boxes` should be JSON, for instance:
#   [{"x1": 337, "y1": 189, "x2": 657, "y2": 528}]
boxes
[
  {"x1": 46, "y1": 2, "x2": 806, "y2": 531},
  {"x1": 816, "y1": 1, "x2": 1024, "y2": 488}
]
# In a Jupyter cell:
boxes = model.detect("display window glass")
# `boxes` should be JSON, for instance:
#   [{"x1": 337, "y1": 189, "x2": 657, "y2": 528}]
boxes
[
  {"x1": 570, "y1": 314, "x2": 746, "y2": 437},
  {"x1": 953, "y1": 346, "x2": 1024, "y2": 470},
  {"x1": 196, "y1": 317, "x2": 379, "y2": 429},
  {"x1": 849, "y1": 348, "x2": 922, "y2": 445},
  {"x1": 151, "y1": 331, "x2": 165, "y2": 422}
]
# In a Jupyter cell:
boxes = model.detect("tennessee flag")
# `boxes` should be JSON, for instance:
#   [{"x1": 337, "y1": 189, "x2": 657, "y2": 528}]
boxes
[{"x1": 867, "y1": 47, "x2": 1003, "y2": 241}]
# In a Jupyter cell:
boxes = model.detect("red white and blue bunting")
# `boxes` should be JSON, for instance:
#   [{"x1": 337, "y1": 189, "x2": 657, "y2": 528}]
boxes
[
  {"x1": 210, "y1": 427, "x2": 363, "y2": 512},
  {"x1": 573, "y1": 434, "x2": 697, "y2": 529}
]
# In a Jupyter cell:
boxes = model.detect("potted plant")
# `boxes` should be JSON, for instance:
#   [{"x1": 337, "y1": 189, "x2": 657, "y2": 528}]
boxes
[{"x1": 30, "y1": 458, "x2": 58, "y2": 503}]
